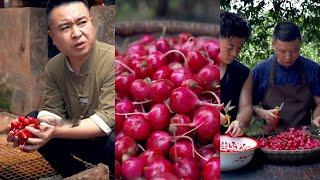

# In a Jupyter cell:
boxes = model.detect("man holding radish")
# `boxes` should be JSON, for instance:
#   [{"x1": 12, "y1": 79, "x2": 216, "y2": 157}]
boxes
[
  {"x1": 253, "y1": 22, "x2": 320, "y2": 132},
  {"x1": 220, "y1": 11, "x2": 253, "y2": 137},
  {"x1": 6, "y1": 0, "x2": 115, "y2": 177}
]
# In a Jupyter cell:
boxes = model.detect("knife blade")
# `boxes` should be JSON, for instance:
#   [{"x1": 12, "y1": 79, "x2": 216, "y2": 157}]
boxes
[{"x1": 278, "y1": 102, "x2": 284, "y2": 112}]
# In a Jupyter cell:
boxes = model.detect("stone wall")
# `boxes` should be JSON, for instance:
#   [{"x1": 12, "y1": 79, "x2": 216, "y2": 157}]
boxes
[
  {"x1": 92, "y1": 5, "x2": 115, "y2": 45},
  {"x1": 0, "y1": 8, "x2": 47, "y2": 115}
]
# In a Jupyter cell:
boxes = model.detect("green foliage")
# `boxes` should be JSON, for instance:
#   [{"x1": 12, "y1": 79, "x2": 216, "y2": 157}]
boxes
[
  {"x1": 0, "y1": 84, "x2": 11, "y2": 111},
  {"x1": 222, "y1": 0, "x2": 320, "y2": 68},
  {"x1": 116, "y1": 0, "x2": 219, "y2": 23}
]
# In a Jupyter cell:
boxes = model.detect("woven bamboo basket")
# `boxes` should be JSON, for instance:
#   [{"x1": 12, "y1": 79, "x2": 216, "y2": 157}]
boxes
[
  {"x1": 115, "y1": 20, "x2": 220, "y2": 49},
  {"x1": 260, "y1": 147, "x2": 320, "y2": 163}
]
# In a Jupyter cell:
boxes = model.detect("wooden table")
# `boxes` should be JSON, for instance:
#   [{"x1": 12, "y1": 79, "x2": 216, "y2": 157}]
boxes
[{"x1": 221, "y1": 150, "x2": 320, "y2": 180}]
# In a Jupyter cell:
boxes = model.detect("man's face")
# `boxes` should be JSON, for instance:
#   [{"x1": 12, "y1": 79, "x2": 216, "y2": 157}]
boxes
[
  {"x1": 220, "y1": 36, "x2": 245, "y2": 65},
  {"x1": 48, "y1": 2, "x2": 96, "y2": 60},
  {"x1": 272, "y1": 39, "x2": 301, "y2": 67}
]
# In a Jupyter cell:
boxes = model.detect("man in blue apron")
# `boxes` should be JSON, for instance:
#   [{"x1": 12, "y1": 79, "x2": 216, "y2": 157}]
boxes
[{"x1": 253, "y1": 22, "x2": 320, "y2": 132}]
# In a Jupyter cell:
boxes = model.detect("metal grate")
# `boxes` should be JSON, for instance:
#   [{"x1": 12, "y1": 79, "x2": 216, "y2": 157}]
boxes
[{"x1": 0, "y1": 144, "x2": 57, "y2": 180}]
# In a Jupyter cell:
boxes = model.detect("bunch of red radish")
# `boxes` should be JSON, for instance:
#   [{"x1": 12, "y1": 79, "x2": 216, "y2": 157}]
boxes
[
  {"x1": 9, "y1": 116, "x2": 39, "y2": 147},
  {"x1": 115, "y1": 33, "x2": 221, "y2": 180},
  {"x1": 259, "y1": 127, "x2": 320, "y2": 151}
]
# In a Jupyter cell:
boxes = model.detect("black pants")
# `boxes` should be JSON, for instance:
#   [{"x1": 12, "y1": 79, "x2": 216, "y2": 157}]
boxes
[{"x1": 26, "y1": 111, "x2": 115, "y2": 178}]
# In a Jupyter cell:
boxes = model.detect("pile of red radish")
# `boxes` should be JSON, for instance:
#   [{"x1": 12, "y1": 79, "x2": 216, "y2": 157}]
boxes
[
  {"x1": 115, "y1": 33, "x2": 221, "y2": 179},
  {"x1": 259, "y1": 127, "x2": 320, "y2": 151},
  {"x1": 9, "y1": 116, "x2": 39, "y2": 147}
]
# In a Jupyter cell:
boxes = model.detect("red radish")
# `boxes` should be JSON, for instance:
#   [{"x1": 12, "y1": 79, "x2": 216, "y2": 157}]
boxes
[
  {"x1": 147, "y1": 103, "x2": 170, "y2": 130},
  {"x1": 178, "y1": 32, "x2": 192, "y2": 44},
  {"x1": 115, "y1": 99, "x2": 135, "y2": 133},
  {"x1": 213, "y1": 133, "x2": 220, "y2": 151},
  {"x1": 169, "y1": 140, "x2": 197, "y2": 162},
  {"x1": 134, "y1": 60, "x2": 154, "y2": 79},
  {"x1": 128, "y1": 54, "x2": 143, "y2": 70},
  {"x1": 115, "y1": 114, "x2": 125, "y2": 134},
  {"x1": 165, "y1": 50, "x2": 185, "y2": 63},
  {"x1": 173, "y1": 157, "x2": 201, "y2": 179},
  {"x1": 169, "y1": 114, "x2": 193, "y2": 136},
  {"x1": 180, "y1": 37, "x2": 196, "y2": 56},
  {"x1": 17, "y1": 129, "x2": 32, "y2": 145},
  {"x1": 203, "y1": 41, "x2": 220, "y2": 61},
  {"x1": 199, "y1": 145, "x2": 216, "y2": 167},
  {"x1": 151, "y1": 65, "x2": 173, "y2": 80},
  {"x1": 215, "y1": 53, "x2": 221, "y2": 65},
  {"x1": 169, "y1": 87, "x2": 221, "y2": 114},
  {"x1": 146, "y1": 131, "x2": 172, "y2": 154},
  {"x1": 202, "y1": 157, "x2": 220, "y2": 180},
  {"x1": 139, "y1": 148, "x2": 164, "y2": 166},
  {"x1": 115, "y1": 58, "x2": 134, "y2": 75},
  {"x1": 115, "y1": 131, "x2": 126, "y2": 140},
  {"x1": 115, "y1": 99, "x2": 135, "y2": 114},
  {"x1": 168, "y1": 61, "x2": 183, "y2": 70},
  {"x1": 148, "y1": 79, "x2": 174, "y2": 103},
  {"x1": 10, "y1": 120, "x2": 23, "y2": 130},
  {"x1": 115, "y1": 73, "x2": 135, "y2": 97},
  {"x1": 147, "y1": 51, "x2": 167, "y2": 70},
  {"x1": 115, "y1": 136, "x2": 139, "y2": 163},
  {"x1": 130, "y1": 79, "x2": 150, "y2": 101},
  {"x1": 186, "y1": 51, "x2": 209, "y2": 73},
  {"x1": 197, "y1": 64, "x2": 220, "y2": 91},
  {"x1": 123, "y1": 114, "x2": 151, "y2": 141},
  {"x1": 116, "y1": 103, "x2": 170, "y2": 131},
  {"x1": 149, "y1": 172, "x2": 179, "y2": 180},
  {"x1": 170, "y1": 67, "x2": 193, "y2": 88},
  {"x1": 18, "y1": 116, "x2": 32, "y2": 126},
  {"x1": 127, "y1": 43, "x2": 147, "y2": 56},
  {"x1": 156, "y1": 38, "x2": 171, "y2": 53},
  {"x1": 144, "y1": 158, "x2": 174, "y2": 178},
  {"x1": 121, "y1": 157, "x2": 144, "y2": 179},
  {"x1": 115, "y1": 160, "x2": 121, "y2": 179},
  {"x1": 181, "y1": 78, "x2": 204, "y2": 96},
  {"x1": 193, "y1": 106, "x2": 220, "y2": 144}
]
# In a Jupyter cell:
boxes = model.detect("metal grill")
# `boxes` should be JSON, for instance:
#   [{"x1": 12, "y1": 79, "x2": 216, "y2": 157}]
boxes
[{"x1": 0, "y1": 144, "x2": 57, "y2": 180}]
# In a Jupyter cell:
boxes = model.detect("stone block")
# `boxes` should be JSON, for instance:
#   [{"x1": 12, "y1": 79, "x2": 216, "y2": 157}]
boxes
[
  {"x1": 64, "y1": 163, "x2": 109, "y2": 180},
  {"x1": 0, "y1": 8, "x2": 47, "y2": 116},
  {"x1": 91, "y1": 5, "x2": 115, "y2": 45}
]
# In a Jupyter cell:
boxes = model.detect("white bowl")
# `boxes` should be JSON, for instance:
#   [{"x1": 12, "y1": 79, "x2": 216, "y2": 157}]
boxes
[{"x1": 220, "y1": 135, "x2": 259, "y2": 171}]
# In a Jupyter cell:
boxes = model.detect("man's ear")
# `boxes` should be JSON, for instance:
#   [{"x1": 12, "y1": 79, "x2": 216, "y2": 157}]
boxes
[
  {"x1": 48, "y1": 30, "x2": 55, "y2": 46},
  {"x1": 271, "y1": 39, "x2": 276, "y2": 50}
]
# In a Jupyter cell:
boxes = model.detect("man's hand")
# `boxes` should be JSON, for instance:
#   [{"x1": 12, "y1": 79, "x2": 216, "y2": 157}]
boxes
[
  {"x1": 312, "y1": 116, "x2": 320, "y2": 127},
  {"x1": 220, "y1": 112, "x2": 227, "y2": 125},
  {"x1": 225, "y1": 120, "x2": 244, "y2": 137},
  {"x1": 255, "y1": 108, "x2": 277, "y2": 128},
  {"x1": 19, "y1": 122, "x2": 56, "y2": 152}
]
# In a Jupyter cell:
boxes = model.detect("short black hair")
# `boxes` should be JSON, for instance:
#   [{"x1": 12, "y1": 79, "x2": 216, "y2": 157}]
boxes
[
  {"x1": 272, "y1": 22, "x2": 301, "y2": 41},
  {"x1": 46, "y1": 0, "x2": 89, "y2": 26},
  {"x1": 220, "y1": 11, "x2": 251, "y2": 40}
]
